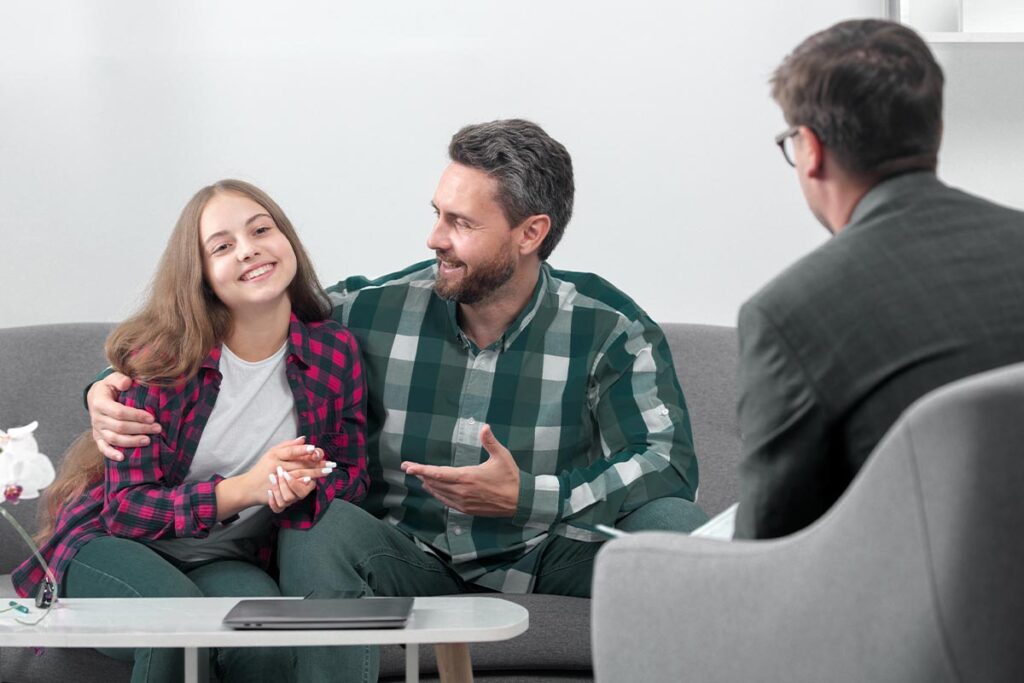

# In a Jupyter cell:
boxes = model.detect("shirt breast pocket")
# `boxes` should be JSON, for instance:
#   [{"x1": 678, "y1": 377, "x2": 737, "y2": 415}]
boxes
[{"x1": 298, "y1": 395, "x2": 335, "y2": 432}]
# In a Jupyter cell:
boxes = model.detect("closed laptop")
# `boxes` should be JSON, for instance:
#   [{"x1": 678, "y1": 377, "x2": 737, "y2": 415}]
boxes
[{"x1": 223, "y1": 597, "x2": 414, "y2": 630}]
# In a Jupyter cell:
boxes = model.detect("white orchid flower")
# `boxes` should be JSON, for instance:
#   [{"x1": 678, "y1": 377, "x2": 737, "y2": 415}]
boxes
[{"x1": 0, "y1": 421, "x2": 56, "y2": 503}]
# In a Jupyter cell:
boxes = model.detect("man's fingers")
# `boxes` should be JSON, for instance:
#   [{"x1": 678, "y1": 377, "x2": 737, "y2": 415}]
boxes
[
  {"x1": 479, "y1": 424, "x2": 510, "y2": 460},
  {"x1": 94, "y1": 406, "x2": 159, "y2": 432},
  {"x1": 93, "y1": 414, "x2": 158, "y2": 437},
  {"x1": 105, "y1": 372, "x2": 133, "y2": 392},
  {"x1": 99, "y1": 429, "x2": 150, "y2": 449},
  {"x1": 423, "y1": 482, "x2": 462, "y2": 512},
  {"x1": 402, "y1": 462, "x2": 462, "y2": 483},
  {"x1": 95, "y1": 437, "x2": 124, "y2": 462},
  {"x1": 480, "y1": 423, "x2": 497, "y2": 445},
  {"x1": 421, "y1": 481, "x2": 460, "y2": 499},
  {"x1": 104, "y1": 401, "x2": 157, "y2": 426}
]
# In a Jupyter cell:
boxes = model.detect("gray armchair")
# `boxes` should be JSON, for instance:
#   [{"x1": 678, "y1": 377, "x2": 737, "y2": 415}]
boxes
[{"x1": 593, "y1": 362, "x2": 1024, "y2": 683}]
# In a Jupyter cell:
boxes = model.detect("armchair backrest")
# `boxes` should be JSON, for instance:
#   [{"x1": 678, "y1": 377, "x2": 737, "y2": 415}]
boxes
[{"x1": 593, "y1": 361, "x2": 1024, "y2": 682}]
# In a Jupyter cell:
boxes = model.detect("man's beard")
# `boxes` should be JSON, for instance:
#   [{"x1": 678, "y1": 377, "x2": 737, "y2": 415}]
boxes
[{"x1": 434, "y1": 249, "x2": 517, "y2": 304}]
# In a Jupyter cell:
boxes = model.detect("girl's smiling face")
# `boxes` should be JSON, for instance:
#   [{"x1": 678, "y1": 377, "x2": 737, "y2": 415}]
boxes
[{"x1": 198, "y1": 191, "x2": 297, "y2": 314}]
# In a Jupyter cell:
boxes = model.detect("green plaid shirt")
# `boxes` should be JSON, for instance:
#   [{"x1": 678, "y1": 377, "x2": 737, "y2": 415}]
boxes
[{"x1": 328, "y1": 260, "x2": 697, "y2": 592}]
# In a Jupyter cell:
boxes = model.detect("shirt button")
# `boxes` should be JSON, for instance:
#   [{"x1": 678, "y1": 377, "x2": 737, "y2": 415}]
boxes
[
  {"x1": 453, "y1": 526, "x2": 463, "y2": 536},
  {"x1": 661, "y1": 408, "x2": 670, "y2": 415},
  {"x1": 467, "y1": 417, "x2": 476, "y2": 425}
]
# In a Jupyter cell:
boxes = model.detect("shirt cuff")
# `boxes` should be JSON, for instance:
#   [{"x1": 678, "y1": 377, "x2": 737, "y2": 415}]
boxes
[
  {"x1": 173, "y1": 476, "x2": 223, "y2": 537},
  {"x1": 513, "y1": 472, "x2": 564, "y2": 530}
]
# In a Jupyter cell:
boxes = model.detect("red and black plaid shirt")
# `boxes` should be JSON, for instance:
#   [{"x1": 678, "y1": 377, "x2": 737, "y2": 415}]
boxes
[{"x1": 13, "y1": 314, "x2": 368, "y2": 598}]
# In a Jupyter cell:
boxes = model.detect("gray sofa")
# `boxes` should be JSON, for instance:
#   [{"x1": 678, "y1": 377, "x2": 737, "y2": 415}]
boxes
[
  {"x1": 593, "y1": 361, "x2": 1024, "y2": 683},
  {"x1": 0, "y1": 322, "x2": 742, "y2": 682}
]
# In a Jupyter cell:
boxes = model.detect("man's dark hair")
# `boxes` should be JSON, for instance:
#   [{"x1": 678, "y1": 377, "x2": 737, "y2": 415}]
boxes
[
  {"x1": 448, "y1": 119, "x2": 574, "y2": 260},
  {"x1": 772, "y1": 19, "x2": 944, "y2": 178}
]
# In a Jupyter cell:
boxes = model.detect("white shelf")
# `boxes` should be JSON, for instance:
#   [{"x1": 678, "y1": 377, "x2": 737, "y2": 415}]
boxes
[
  {"x1": 924, "y1": 32, "x2": 1024, "y2": 42},
  {"x1": 883, "y1": 1, "x2": 1024, "y2": 42}
]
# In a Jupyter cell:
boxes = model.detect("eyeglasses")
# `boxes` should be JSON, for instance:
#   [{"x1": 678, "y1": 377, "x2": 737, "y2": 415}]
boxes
[{"x1": 774, "y1": 126, "x2": 800, "y2": 167}]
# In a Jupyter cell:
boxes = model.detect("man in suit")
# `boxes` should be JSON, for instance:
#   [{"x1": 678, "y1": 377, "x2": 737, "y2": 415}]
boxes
[{"x1": 734, "y1": 19, "x2": 1024, "y2": 539}]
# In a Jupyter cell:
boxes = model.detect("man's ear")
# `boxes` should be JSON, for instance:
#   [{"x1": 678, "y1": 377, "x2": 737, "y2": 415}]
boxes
[
  {"x1": 517, "y1": 215, "x2": 551, "y2": 257},
  {"x1": 799, "y1": 125, "x2": 826, "y2": 179}
]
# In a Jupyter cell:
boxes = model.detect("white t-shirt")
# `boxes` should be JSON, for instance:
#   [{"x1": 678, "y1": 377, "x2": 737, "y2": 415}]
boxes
[{"x1": 148, "y1": 341, "x2": 299, "y2": 563}]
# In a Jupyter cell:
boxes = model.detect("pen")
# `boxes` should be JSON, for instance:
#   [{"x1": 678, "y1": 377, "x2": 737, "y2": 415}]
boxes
[
  {"x1": 8, "y1": 601, "x2": 30, "y2": 614},
  {"x1": 594, "y1": 524, "x2": 630, "y2": 539}
]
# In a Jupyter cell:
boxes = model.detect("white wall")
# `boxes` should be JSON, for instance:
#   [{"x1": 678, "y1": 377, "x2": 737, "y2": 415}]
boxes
[{"x1": 1, "y1": 1, "x2": 1020, "y2": 329}]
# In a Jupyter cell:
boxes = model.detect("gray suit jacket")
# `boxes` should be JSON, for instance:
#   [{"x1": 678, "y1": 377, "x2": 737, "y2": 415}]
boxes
[{"x1": 734, "y1": 171, "x2": 1024, "y2": 539}]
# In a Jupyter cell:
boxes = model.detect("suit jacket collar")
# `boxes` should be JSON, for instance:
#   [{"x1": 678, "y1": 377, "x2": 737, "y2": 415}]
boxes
[{"x1": 847, "y1": 171, "x2": 942, "y2": 230}]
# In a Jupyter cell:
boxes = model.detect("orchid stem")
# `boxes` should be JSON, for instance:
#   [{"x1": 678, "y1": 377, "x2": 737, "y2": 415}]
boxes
[{"x1": 0, "y1": 505, "x2": 59, "y2": 604}]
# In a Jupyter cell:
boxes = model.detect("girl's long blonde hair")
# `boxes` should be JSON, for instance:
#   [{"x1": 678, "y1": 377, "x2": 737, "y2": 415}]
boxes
[{"x1": 36, "y1": 180, "x2": 330, "y2": 543}]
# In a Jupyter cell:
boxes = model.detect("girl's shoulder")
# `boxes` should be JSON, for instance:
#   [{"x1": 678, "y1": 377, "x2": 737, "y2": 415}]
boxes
[
  {"x1": 293, "y1": 320, "x2": 362, "y2": 393},
  {"x1": 120, "y1": 370, "x2": 209, "y2": 412},
  {"x1": 301, "y1": 318, "x2": 360, "y2": 353}
]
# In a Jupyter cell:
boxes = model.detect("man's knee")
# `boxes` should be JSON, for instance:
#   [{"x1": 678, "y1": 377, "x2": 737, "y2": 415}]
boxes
[
  {"x1": 279, "y1": 499, "x2": 383, "y2": 554},
  {"x1": 617, "y1": 496, "x2": 709, "y2": 533},
  {"x1": 277, "y1": 500, "x2": 387, "y2": 594}
]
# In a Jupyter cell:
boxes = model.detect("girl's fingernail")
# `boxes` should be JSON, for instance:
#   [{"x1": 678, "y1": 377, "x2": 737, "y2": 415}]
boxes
[
  {"x1": 282, "y1": 469, "x2": 293, "y2": 482},
  {"x1": 269, "y1": 474, "x2": 277, "y2": 485},
  {"x1": 324, "y1": 461, "x2": 338, "y2": 469},
  {"x1": 321, "y1": 468, "x2": 332, "y2": 474},
  {"x1": 302, "y1": 476, "x2": 311, "y2": 483},
  {"x1": 268, "y1": 490, "x2": 273, "y2": 499},
  {"x1": 305, "y1": 445, "x2": 316, "y2": 453}
]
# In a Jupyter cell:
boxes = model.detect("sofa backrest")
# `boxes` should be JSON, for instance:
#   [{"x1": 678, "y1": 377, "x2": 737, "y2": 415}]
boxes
[
  {"x1": 0, "y1": 321, "x2": 741, "y2": 573},
  {"x1": 661, "y1": 323, "x2": 741, "y2": 517},
  {"x1": 1, "y1": 323, "x2": 114, "y2": 573}
]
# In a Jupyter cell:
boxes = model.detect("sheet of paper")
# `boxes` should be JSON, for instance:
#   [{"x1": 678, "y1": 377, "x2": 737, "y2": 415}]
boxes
[{"x1": 690, "y1": 503, "x2": 738, "y2": 540}]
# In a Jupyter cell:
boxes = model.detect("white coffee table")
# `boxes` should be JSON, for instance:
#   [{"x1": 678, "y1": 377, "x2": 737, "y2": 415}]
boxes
[{"x1": 0, "y1": 595, "x2": 529, "y2": 683}]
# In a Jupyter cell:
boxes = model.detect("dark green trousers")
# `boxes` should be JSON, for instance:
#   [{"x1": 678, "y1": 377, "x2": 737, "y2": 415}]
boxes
[{"x1": 64, "y1": 536, "x2": 294, "y2": 683}]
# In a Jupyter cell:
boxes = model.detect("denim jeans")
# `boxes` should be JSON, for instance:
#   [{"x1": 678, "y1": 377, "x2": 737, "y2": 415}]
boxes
[
  {"x1": 64, "y1": 536, "x2": 294, "y2": 683},
  {"x1": 277, "y1": 496, "x2": 707, "y2": 682}
]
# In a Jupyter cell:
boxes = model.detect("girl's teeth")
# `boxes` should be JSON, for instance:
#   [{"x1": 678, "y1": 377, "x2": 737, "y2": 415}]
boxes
[{"x1": 243, "y1": 264, "x2": 273, "y2": 281}]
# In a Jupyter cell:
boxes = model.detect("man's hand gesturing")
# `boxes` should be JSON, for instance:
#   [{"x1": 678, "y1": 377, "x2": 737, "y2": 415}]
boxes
[{"x1": 401, "y1": 424, "x2": 520, "y2": 517}]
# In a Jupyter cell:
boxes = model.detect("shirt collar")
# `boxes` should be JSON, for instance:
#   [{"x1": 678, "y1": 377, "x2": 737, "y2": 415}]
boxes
[
  {"x1": 199, "y1": 346, "x2": 222, "y2": 373},
  {"x1": 444, "y1": 264, "x2": 549, "y2": 353},
  {"x1": 284, "y1": 312, "x2": 314, "y2": 368},
  {"x1": 846, "y1": 171, "x2": 941, "y2": 230}
]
